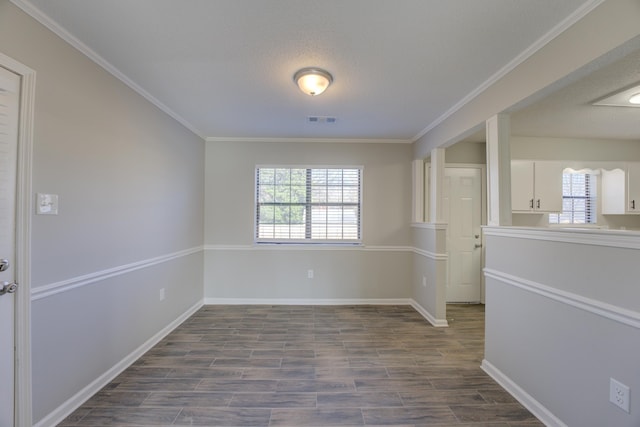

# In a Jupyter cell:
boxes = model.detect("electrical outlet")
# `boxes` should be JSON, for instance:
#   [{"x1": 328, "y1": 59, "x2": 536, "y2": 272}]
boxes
[
  {"x1": 307, "y1": 270, "x2": 314, "y2": 279},
  {"x1": 610, "y1": 378, "x2": 630, "y2": 413},
  {"x1": 159, "y1": 288, "x2": 165, "y2": 301}
]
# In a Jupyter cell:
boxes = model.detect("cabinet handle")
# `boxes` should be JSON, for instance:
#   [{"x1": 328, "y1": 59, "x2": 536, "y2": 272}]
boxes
[
  {"x1": 536, "y1": 199, "x2": 541, "y2": 209},
  {"x1": 632, "y1": 200, "x2": 636, "y2": 210},
  {"x1": 530, "y1": 199, "x2": 534, "y2": 209}
]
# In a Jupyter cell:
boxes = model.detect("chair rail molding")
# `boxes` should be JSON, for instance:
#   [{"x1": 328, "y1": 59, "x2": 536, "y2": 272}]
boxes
[{"x1": 31, "y1": 246, "x2": 204, "y2": 301}]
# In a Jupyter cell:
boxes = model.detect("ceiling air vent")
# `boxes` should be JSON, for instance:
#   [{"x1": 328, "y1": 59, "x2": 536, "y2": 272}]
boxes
[{"x1": 307, "y1": 116, "x2": 337, "y2": 124}]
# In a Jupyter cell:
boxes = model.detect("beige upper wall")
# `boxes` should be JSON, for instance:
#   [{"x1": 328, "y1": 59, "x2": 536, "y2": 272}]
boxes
[
  {"x1": 205, "y1": 140, "x2": 413, "y2": 247},
  {"x1": 511, "y1": 136, "x2": 640, "y2": 162},
  {"x1": 414, "y1": 0, "x2": 640, "y2": 157},
  {"x1": 445, "y1": 141, "x2": 486, "y2": 164}
]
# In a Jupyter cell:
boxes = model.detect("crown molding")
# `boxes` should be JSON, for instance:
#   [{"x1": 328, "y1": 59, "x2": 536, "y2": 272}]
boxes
[
  {"x1": 9, "y1": 0, "x2": 206, "y2": 140},
  {"x1": 412, "y1": 0, "x2": 607, "y2": 143},
  {"x1": 205, "y1": 136, "x2": 413, "y2": 144},
  {"x1": 11, "y1": 0, "x2": 606, "y2": 146}
]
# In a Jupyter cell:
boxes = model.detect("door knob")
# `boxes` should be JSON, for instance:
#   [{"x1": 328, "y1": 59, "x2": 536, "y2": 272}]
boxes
[
  {"x1": 0, "y1": 259, "x2": 8, "y2": 272},
  {"x1": 0, "y1": 281, "x2": 18, "y2": 296}
]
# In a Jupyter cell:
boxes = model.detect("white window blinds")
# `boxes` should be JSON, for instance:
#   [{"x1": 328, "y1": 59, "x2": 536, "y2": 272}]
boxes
[
  {"x1": 256, "y1": 167, "x2": 362, "y2": 243},
  {"x1": 549, "y1": 172, "x2": 597, "y2": 224}
]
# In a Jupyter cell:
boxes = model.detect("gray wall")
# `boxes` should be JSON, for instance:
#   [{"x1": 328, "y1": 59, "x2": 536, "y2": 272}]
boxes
[
  {"x1": 5, "y1": 0, "x2": 640, "y2": 424},
  {"x1": 204, "y1": 140, "x2": 413, "y2": 302},
  {"x1": 0, "y1": 2, "x2": 205, "y2": 423},
  {"x1": 411, "y1": 1, "x2": 640, "y2": 425},
  {"x1": 484, "y1": 228, "x2": 640, "y2": 426},
  {"x1": 411, "y1": 225, "x2": 447, "y2": 325}
]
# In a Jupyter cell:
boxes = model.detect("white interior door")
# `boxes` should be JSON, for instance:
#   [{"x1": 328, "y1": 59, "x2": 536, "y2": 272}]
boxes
[
  {"x1": 0, "y1": 65, "x2": 20, "y2": 427},
  {"x1": 444, "y1": 167, "x2": 482, "y2": 303}
]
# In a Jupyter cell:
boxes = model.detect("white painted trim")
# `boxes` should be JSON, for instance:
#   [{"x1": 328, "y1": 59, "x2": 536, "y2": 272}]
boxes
[
  {"x1": 0, "y1": 51, "x2": 35, "y2": 427},
  {"x1": 412, "y1": 159, "x2": 425, "y2": 223},
  {"x1": 31, "y1": 246, "x2": 204, "y2": 301},
  {"x1": 204, "y1": 244, "x2": 414, "y2": 252},
  {"x1": 410, "y1": 222, "x2": 447, "y2": 230},
  {"x1": 204, "y1": 243, "x2": 445, "y2": 261},
  {"x1": 362, "y1": 246, "x2": 412, "y2": 252},
  {"x1": 206, "y1": 136, "x2": 412, "y2": 144},
  {"x1": 412, "y1": 0, "x2": 607, "y2": 142},
  {"x1": 484, "y1": 268, "x2": 640, "y2": 330},
  {"x1": 412, "y1": 247, "x2": 448, "y2": 261},
  {"x1": 8, "y1": 0, "x2": 205, "y2": 140},
  {"x1": 205, "y1": 244, "x2": 254, "y2": 251},
  {"x1": 33, "y1": 299, "x2": 204, "y2": 427},
  {"x1": 204, "y1": 298, "x2": 448, "y2": 328},
  {"x1": 409, "y1": 299, "x2": 448, "y2": 327},
  {"x1": 481, "y1": 359, "x2": 567, "y2": 427},
  {"x1": 8, "y1": 0, "x2": 605, "y2": 145},
  {"x1": 205, "y1": 297, "x2": 413, "y2": 306},
  {"x1": 483, "y1": 225, "x2": 640, "y2": 250}
]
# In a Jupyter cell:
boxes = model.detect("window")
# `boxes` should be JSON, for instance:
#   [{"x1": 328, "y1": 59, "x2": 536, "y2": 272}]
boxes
[
  {"x1": 549, "y1": 172, "x2": 597, "y2": 224},
  {"x1": 256, "y1": 167, "x2": 362, "y2": 243}
]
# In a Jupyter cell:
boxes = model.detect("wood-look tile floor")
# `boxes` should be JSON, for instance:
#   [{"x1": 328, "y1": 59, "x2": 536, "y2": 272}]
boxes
[{"x1": 59, "y1": 304, "x2": 543, "y2": 426}]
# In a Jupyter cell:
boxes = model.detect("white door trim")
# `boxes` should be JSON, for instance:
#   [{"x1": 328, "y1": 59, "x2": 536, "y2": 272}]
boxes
[{"x1": 1, "y1": 51, "x2": 35, "y2": 427}]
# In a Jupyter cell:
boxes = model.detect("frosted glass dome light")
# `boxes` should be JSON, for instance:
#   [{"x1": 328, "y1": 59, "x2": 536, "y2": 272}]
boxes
[{"x1": 294, "y1": 68, "x2": 333, "y2": 96}]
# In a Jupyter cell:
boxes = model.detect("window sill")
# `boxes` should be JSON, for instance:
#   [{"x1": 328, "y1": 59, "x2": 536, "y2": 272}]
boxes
[{"x1": 255, "y1": 241, "x2": 363, "y2": 247}]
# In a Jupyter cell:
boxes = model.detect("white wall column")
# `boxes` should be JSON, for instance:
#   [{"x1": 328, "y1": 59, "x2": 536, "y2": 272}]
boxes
[
  {"x1": 428, "y1": 148, "x2": 448, "y2": 323},
  {"x1": 412, "y1": 159, "x2": 425, "y2": 223},
  {"x1": 486, "y1": 114, "x2": 512, "y2": 226},
  {"x1": 429, "y1": 147, "x2": 445, "y2": 223}
]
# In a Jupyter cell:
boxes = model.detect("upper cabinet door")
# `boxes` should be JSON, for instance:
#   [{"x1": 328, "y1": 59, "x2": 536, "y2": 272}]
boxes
[
  {"x1": 511, "y1": 160, "x2": 563, "y2": 213},
  {"x1": 533, "y1": 161, "x2": 563, "y2": 213},
  {"x1": 511, "y1": 160, "x2": 535, "y2": 211}
]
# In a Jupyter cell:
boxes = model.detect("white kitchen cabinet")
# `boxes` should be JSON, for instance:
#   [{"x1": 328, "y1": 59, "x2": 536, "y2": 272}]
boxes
[
  {"x1": 602, "y1": 163, "x2": 640, "y2": 214},
  {"x1": 511, "y1": 160, "x2": 563, "y2": 213},
  {"x1": 628, "y1": 162, "x2": 640, "y2": 212}
]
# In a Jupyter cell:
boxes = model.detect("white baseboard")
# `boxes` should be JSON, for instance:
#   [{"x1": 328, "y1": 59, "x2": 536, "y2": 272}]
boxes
[
  {"x1": 34, "y1": 299, "x2": 204, "y2": 427},
  {"x1": 204, "y1": 297, "x2": 448, "y2": 328},
  {"x1": 204, "y1": 297, "x2": 413, "y2": 306},
  {"x1": 481, "y1": 359, "x2": 567, "y2": 427},
  {"x1": 34, "y1": 296, "x2": 445, "y2": 427},
  {"x1": 409, "y1": 299, "x2": 448, "y2": 327}
]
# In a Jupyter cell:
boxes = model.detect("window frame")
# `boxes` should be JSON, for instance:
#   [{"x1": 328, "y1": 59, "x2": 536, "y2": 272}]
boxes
[{"x1": 254, "y1": 165, "x2": 363, "y2": 245}]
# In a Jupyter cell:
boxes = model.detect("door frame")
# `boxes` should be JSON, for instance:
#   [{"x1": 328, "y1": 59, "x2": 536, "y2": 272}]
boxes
[
  {"x1": 444, "y1": 163, "x2": 487, "y2": 303},
  {"x1": 1, "y1": 52, "x2": 35, "y2": 427}
]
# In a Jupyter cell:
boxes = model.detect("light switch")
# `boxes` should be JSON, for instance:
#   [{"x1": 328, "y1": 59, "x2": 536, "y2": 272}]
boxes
[{"x1": 37, "y1": 193, "x2": 59, "y2": 215}]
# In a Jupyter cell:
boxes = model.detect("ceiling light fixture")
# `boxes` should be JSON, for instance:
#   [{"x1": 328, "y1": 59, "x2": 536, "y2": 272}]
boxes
[
  {"x1": 592, "y1": 82, "x2": 640, "y2": 107},
  {"x1": 294, "y1": 67, "x2": 333, "y2": 96}
]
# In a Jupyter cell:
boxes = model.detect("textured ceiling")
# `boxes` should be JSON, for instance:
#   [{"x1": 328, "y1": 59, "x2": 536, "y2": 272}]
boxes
[
  {"x1": 15, "y1": 0, "x2": 608, "y2": 141},
  {"x1": 511, "y1": 41, "x2": 640, "y2": 140}
]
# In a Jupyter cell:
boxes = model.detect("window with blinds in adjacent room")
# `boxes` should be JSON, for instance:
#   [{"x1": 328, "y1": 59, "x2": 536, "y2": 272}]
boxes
[
  {"x1": 255, "y1": 167, "x2": 362, "y2": 244},
  {"x1": 549, "y1": 172, "x2": 597, "y2": 225}
]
